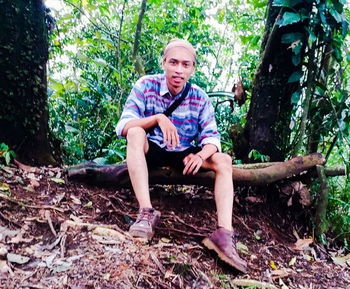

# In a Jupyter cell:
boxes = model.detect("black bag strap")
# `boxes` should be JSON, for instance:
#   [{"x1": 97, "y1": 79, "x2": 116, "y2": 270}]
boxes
[
  {"x1": 163, "y1": 82, "x2": 191, "y2": 117},
  {"x1": 146, "y1": 82, "x2": 191, "y2": 134}
]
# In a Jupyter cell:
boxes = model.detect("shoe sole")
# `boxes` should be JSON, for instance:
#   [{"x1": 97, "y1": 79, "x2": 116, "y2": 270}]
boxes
[
  {"x1": 129, "y1": 229, "x2": 154, "y2": 241},
  {"x1": 202, "y1": 237, "x2": 247, "y2": 273}
]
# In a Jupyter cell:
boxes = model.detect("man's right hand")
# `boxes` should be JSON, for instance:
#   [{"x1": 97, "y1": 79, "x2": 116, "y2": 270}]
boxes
[{"x1": 157, "y1": 114, "x2": 179, "y2": 149}]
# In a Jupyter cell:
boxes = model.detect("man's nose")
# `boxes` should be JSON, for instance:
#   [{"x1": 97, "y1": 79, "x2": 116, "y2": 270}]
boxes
[{"x1": 175, "y1": 64, "x2": 184, "y2": 73}]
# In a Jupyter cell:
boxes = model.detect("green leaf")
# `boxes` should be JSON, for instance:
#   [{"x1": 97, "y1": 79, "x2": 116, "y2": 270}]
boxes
[
  {"x1": 50, "y1": 178, "x2": 65, "y2": 184},
  {"x1": 281, "y1": 32, "x2": 303, "y2": 44},
  {"x1": 236, "y1": 242, "x2": 249, "y2": 255},
  {"x1": 252, "y1": 0, "x2": 267, "y2": 8},
  {"x1": 5, "y1": 153, "x2": 10, "y2": 165},
  {"x1": 93, "y1": 58, "x2": 108, "y2": 67},
  {"x1": 288, "y1": 70, "x2": 303, "y2": 83},
  {"x1": 291, "y1": 90, "x2": 301, "y2": 104},
  {"x1": 93, "y1": 157, "x2": 108, "y2": 165},
  {"x1": 305, "y1": 27, "x2": 317, "y2": 44},
  {"x1": 329, "y1": 6, "x2": 342, "y2": 23},
  {"x1": 292, "y1": 54, "x2": 301, "y2": 66},
  {"x1": 278, "y1": 12, "x2": 301, "y2": 26},
  {"x1": 65, "y1": 125, "x2": 79, "y2": 134},
  {"x1": 273, "y1": 0, "x2": 303, "y2": 8}
]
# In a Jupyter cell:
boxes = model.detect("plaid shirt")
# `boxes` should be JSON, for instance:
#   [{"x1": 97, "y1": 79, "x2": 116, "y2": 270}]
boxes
[{"x1": 116, "y1": 74, "x2": 221, "y2": 152}]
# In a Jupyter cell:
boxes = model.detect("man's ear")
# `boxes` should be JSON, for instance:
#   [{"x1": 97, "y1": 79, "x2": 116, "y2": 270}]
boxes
[
  {"x1": 191, "y1": 64, "x2": 195, "y2": 75},
  {"x1": 161, "y1": 58, "x2": 166, "y2": 70}
]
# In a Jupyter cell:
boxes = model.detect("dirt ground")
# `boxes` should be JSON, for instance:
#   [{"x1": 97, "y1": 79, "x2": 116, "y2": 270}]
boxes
[{"x1": 0, "y1": 163, "x2": 349, "y2": 289}]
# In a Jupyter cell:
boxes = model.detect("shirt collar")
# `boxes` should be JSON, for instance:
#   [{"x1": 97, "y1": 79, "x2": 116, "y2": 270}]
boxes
[{"x1": 160, "y1": 75, "x2": 170, "y2": 97}]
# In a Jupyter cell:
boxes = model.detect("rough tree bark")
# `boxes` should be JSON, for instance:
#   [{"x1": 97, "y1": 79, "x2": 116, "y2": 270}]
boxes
[
  {"x1": 235, "y1": 0, "x2": 312, "y2": 162},
  {"x1": 67, "y1": 153, "x2": 327, "y2": 187},
  {"x1": 0, "y1": 0, "x2": 56, "y2": 165}
]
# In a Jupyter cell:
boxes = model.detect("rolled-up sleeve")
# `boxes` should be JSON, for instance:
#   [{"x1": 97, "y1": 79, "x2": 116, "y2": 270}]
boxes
[
  {"x1": 115, "y1": 82, "x2": 146, "y2": 138},
  {"x1": 197, "y1": 98, "x2": 221, "y2": 152}
]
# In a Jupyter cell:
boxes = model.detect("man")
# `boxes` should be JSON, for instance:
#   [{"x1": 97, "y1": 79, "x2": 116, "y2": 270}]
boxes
[{"x1": 115, "y1": 39, "x2": 247, "y2": 273}]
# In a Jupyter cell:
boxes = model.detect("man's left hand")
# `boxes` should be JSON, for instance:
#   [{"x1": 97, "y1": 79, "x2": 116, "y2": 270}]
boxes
[{"x1": 183, "y1": 153, "x2": 203, "y2": 175}]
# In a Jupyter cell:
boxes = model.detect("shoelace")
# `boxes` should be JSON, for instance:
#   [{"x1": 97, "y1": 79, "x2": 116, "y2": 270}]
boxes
[{"x1": 136, "y1": 209, "x2": 155, "y2": 224}]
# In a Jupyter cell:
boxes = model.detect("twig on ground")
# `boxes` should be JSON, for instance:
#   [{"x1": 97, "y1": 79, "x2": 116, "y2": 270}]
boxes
[
  {"x1": 150, "y1": 252, "x2": 166, "y2": 274},
  {"x1": 161, "y1": 226, "x2": 206, "y2": 238},
  {"x1": 232, "y1": 212, "x2": 255, "y2": 233},
  {"x1": 162, "y1": 213, "x2": 212, "y2": 234},
  {"x1": 231, "y1": 279, "x2": 278, "y2": 289},
  {"x1": 98, "y1": 194, "x2": 134, "y2": 218},
  {"x1": 44, "y1": 210, "x2": 57, "y2": 237},
  {"x1": 60, "y1": 234, "x2": 67, "y2": 258},
  {"x1": 0, "y1": 193, "x2": 64, "y2": 212}
]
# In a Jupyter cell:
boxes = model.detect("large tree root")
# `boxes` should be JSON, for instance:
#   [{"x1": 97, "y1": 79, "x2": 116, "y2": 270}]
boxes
[{"x1": 66, "y1": 153, "x2": 327, "y2": 187}]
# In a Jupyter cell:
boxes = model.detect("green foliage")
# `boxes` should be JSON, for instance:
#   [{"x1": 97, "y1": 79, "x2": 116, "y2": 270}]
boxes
[
  {"x1": 0, "y1": 143, "x2": 16, "y2": 165},
  {"x1": 248, "y1": 149, "x2": 269, "y2": 162},
  {"x1": 327, "y1": 177, "x2": 350, "y2": 246}
]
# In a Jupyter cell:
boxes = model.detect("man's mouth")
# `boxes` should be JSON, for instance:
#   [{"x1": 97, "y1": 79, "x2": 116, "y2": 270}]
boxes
[{"x1": 173, "y1": 76, "x2": 183, "y2": 82}]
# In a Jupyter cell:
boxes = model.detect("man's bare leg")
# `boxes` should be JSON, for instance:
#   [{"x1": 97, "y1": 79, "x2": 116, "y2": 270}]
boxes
[
  {"x1": 202, "y1": 153, "x2": 234, "y2": 230},
  {"x1": 202, "y1": 152, "x2": 247, "y2": 272},
  {"x1": 126, "y1": 127, "x2": 151, "y2": 208}
]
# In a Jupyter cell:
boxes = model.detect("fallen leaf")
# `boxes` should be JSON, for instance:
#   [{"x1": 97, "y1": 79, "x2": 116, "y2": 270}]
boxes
[
  {"x1": 71, "y1": 195, "x2": 82, "y2": 205},
  {"x1": 93, "y1": 227, "x2": 125, "y2": 242},
  {"x1": 254, "y1": 230, "x2": 262, "y2": 240},
  {"x1": 270, "y1": 260, "x2": 277, "y2": 270},
  {"x1": 292, "y1": 238, "x2": 313, "y2": 251},
  {"x1": 14, "y1": 159, "x2": 39, "y2": 173},
  {"x1": 0, "y1": 182, "x2": 10, "y2": 192},
  {"x1": 103, "y1": 273, "x2": 111, "y2": 280},
  {"x1": 161, "y1": 237, "x2": 171, "y2": 243},
  {"x1": 236, "y1": 242, "x2": 249, "y2": 255},
  {"x1": 30, "y1": 179, "x2": 40, "y2": 188},
  {"x1": 7, "y1": 253, "x2": 30, "y2": 264},
  {"x1": 332, "y1": 253, "x2": 350, "y2": 267},
  {"x1": 279, "y1": 278, "x2": 289, "y2": 289},
  {"x1": 271, "y1": 268, "x2": 294, "y2": 278},
  {"x1": 289, "y1": 256, "x2": 297, "y2": 266},
  {"x1": 84, "y1": 201, "x2": 93, "y2": 207},
  {"x1": 50, "y1": 177, "x2": 65, "y2": 184},
  {"x1": 23, "y1": 186, "x2": 35, "y2": 192}
]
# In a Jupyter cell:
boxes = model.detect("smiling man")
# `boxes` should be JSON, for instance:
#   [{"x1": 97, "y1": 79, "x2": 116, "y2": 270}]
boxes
[{"x1": 115, "y1": 38, "x2": 247, "y2": 273}]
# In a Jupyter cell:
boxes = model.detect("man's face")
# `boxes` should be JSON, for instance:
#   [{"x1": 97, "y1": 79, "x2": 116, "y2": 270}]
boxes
[{"x1": 162, "y1": 47, "x2": 195, "y2": 96}]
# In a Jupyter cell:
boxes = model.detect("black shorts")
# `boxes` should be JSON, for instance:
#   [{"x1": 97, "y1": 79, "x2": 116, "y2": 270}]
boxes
[{"x1": 145, "y1": 141, "x2": 200, "y2": 169}]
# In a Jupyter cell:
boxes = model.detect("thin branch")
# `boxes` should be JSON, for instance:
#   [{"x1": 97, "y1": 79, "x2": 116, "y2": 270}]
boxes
[{"x1": 63, "y1": 0, "x2": 127, "y2": 44}]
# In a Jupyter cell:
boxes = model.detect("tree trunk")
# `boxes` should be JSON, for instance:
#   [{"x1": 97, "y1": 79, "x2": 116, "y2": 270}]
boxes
[
  {"x1": 238, "y1": 0, "x2": 312, "y2": 162},
  {"x1": 132, "y1": 0, "x2": 147, "y2": 76},
  {"x1": 0, "y1": 0, "x2": 56, "y2": 165}
]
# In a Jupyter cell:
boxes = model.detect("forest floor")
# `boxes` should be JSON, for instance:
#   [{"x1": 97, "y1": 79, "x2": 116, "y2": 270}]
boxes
[{"x1": 0, "y1": 163, "x2": 349, "y2": 289}]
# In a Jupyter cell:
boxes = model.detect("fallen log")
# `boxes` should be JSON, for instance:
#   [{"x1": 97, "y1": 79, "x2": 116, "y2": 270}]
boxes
[{"x1": 67, "y1": 153, "x2": 326, "y2": 187}]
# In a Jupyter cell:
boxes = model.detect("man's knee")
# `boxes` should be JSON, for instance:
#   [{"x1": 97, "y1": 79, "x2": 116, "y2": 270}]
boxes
[
  {"x1": 211, "y1": 153, "x2": 233, "y2": 172},
  {"x1": 126, "y1": 127, "x2": 146, "y2": 143}
]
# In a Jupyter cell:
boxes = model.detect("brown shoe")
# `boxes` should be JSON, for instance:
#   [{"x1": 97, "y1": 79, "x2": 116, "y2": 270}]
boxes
[
  {"x1": 129, "y1": 208, "x2": 161, "y2": 240},
  {"x1": 202, "y1": 227, "x2": 248, "y2": 273}
]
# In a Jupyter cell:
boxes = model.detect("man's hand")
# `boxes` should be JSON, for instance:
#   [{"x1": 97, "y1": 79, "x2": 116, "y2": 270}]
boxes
[
  {"x1": 183, "y1": 153, "x2": 203, "y2": 175},
  {"x1": 157, "y1": 114, "x2": 180, "y2": 149}
]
